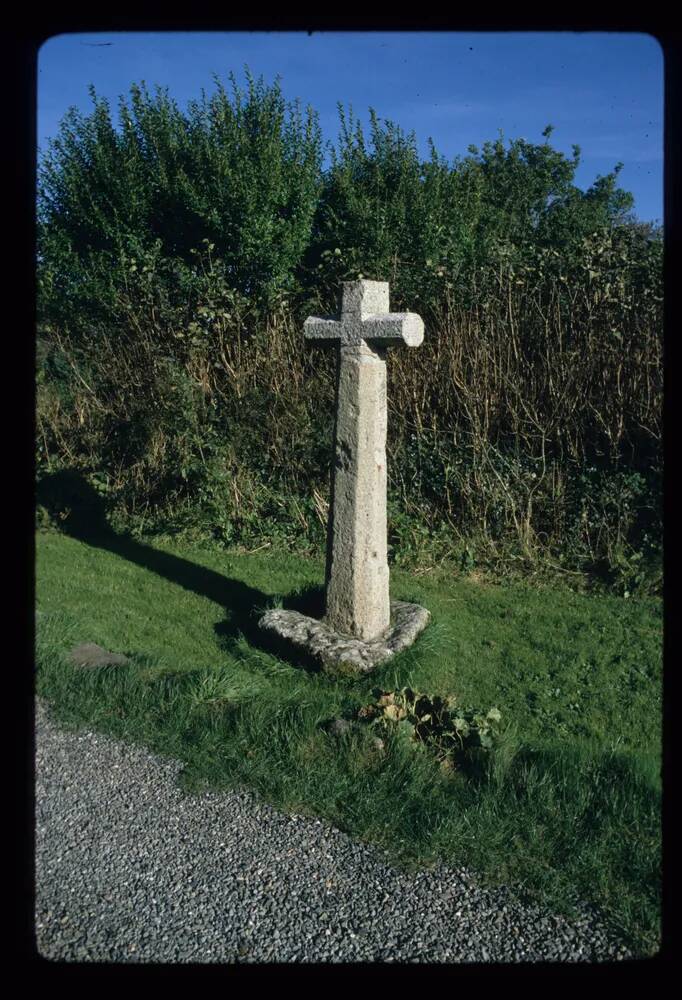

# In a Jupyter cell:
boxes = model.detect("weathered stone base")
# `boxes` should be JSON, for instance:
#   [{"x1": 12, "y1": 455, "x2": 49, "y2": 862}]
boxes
[{"x1": 258, "y1": 600, "x2": 431, "y2": 676}]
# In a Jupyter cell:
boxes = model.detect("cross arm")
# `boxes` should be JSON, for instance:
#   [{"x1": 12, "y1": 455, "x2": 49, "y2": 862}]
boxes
[
  {"x1": 303, "y1": 316, "x2": 344, "y2": 342},
  {"x1": 359, "y1": 312, "x2": 424, "y2": 347},
  {"x1": 304, "y1": 312, "x2": 424, "y2": 347}
]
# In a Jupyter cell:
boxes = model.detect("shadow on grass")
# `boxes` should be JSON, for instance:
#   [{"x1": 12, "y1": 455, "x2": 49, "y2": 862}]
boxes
[
  {"x1": 37, "y1": 470, "x2": 326, "y2": 673},
  {"x1": 214, "y1": 580, "x2": 327, "y2": 673}
]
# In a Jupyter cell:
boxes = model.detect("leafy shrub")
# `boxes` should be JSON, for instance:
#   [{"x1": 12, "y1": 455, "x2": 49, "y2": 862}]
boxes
[
  {"x1": 36, "y1": 70, "x2": 662, "y2": 586},
  {"x1": 38, "y1": 70, "x2": 323, "y2": 333}
]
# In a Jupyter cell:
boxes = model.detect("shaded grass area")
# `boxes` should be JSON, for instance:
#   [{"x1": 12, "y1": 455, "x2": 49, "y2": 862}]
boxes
[{"x1": 35, "y1": 526, "x2": 662, "y2": 957}]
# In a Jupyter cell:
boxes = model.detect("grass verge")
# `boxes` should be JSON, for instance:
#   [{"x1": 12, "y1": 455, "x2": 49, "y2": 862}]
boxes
[{"x1": 35, "y1": 528, "x2": 662, "y2": 956}]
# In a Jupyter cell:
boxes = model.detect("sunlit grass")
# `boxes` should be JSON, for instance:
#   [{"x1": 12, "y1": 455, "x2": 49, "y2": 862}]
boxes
[{"x1": 35, "y1": 529, "x2": 662, "y2": 956}]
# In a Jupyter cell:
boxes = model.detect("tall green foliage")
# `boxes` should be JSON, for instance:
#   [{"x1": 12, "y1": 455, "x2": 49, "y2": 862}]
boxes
[
  {"x1": 36, "y1": 73, "x2": 662, "y2": 588},
  {"x1": 305, "y1": 114, "x2": 642, "y2": 315},
  {"x1": 304, "y1": 107, "x2": 472, "y2": 312},
  {"x1": 38, "y1": 70, "x2": 323, "y2": 327}
]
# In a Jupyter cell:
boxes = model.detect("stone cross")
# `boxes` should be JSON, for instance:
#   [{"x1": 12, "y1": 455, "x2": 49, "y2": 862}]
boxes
[{"x1": 304, "y1": 280, "x2": 424, "y2": 641}]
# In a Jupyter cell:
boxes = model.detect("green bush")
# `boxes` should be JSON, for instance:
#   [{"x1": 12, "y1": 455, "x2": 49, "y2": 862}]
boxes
[
  {"x1": 38, "y1": 71, "x2": 323, "y2": 329},
  {"x1": 36, "y1": 71, "x2": 663, "y2": 588}
]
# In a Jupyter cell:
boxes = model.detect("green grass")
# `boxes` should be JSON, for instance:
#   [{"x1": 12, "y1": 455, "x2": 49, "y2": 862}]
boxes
[{"x1": 35, "y1": 527, "x2": 662, "y2": 956}]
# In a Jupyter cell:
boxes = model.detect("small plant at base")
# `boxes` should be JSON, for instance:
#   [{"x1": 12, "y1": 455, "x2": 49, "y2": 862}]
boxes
[{"x1": 356, "y1": 687, "x2": 503, "y2": 775}]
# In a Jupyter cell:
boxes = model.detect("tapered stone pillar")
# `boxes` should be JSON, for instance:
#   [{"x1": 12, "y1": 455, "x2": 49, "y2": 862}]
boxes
[{"x1": 326, "y1": 339, "x2": 390, "y2": 640}]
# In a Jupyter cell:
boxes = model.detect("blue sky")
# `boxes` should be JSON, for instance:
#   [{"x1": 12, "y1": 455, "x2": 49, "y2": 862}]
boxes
[{"x1": 38, "y1": 31, "x2": 663, "y2": 224}]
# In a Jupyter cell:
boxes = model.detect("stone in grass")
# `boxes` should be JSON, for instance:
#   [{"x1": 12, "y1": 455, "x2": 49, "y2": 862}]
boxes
[
  {"x1": 324, "y1": 718, "x2": 359, "y2": 737},
  {"x1": 66, "y1": 643, "x2": 129, "y2": 669},
  {"x1": 322, "y1": 717, "x2": 385, "y2": 751}
]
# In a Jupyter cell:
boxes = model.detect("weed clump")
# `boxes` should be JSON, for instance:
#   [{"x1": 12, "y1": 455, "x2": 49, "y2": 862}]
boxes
[{"x1": 344, "y1": 687, "x2": 503, "y2": 777}]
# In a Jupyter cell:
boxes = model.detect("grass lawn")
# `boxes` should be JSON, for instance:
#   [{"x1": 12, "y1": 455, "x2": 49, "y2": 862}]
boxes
[{"x1": 35, "y1": 527, "x2": 662, "y2": 957}]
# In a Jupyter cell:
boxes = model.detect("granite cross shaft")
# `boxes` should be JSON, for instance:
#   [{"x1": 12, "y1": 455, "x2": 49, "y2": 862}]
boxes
[
  {"x1": 304, "y1": 280, "x2": 424, "y2": 641},
  {"x1": 258, "y1": 279, "x2": 431, "y2": 674}
]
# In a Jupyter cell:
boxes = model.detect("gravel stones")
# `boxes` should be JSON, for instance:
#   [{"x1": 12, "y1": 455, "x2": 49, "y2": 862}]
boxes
[
  {"x1": 258, "y1": 600, "x2": 431, "y2": 676},
  {"x1": 34, "y1": 697, "x2": 633, "y2": 964}
]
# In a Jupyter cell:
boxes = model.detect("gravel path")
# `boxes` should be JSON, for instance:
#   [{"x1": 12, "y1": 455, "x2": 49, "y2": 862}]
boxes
[{"x1": 35, "y1": 697, "x2": 632, "y2": 964}]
